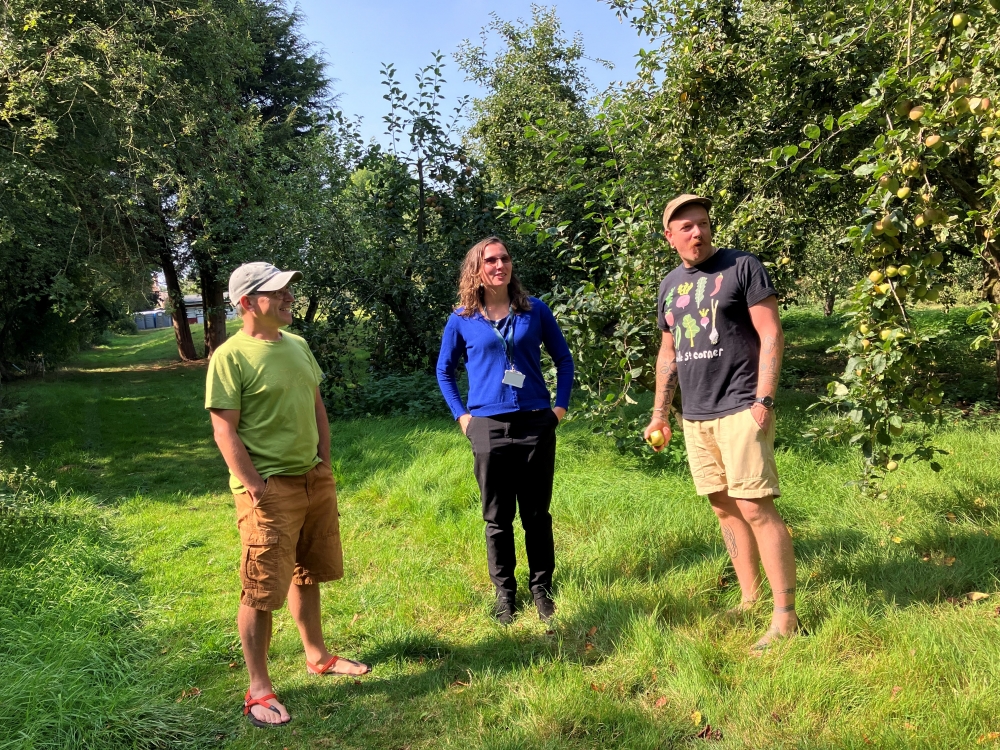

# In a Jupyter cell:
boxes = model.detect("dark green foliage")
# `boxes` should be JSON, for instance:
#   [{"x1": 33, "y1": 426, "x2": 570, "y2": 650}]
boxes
[
  {"x1": 294, "y1": 57, "x2": 510, "y2": 389},
  {"x1": 456, "y1": 6, "x2": 601, "y2": 268},
  {"x1": 354, "y1": 373, "x2": 455, "y2": 418},
  {"x1": 0, "y1": 0, "x2": 332, "y2": 368}
]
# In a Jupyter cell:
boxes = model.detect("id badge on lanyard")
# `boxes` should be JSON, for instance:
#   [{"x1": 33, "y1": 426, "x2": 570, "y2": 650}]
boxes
[
  {"x1": 502, "y1": 368, "x2": 526, "y2": 388},
  {"x1": 491, "y1": 309, "x2": 525, "y2": 388}
]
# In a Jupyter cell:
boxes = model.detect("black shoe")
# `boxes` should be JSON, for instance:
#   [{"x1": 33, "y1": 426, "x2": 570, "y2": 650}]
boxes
[
  {"x1": 534, "y1": 594, "x2": 556, "y2": 622},
  {"x1": 494, "y1": 596, "x2": 517, "y2": 625}
]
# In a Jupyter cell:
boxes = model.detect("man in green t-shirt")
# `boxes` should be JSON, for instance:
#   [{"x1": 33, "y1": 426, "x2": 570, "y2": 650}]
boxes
[{"x1": 206, "y1": 262, "x2": 369, "y2": 729}]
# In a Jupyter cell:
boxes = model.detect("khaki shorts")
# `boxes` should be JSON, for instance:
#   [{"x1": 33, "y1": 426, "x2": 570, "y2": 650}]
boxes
[
  {"x1": 234, "y1": 462, "x2": 343, "y2": 611},
  {"x1": 681, "y1": 407, "x2": 781, "y2": 499}
]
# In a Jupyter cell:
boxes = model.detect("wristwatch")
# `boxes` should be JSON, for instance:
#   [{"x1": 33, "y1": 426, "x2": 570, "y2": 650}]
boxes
[{"x1": 754, "y1": 396, "x2": 774, "y2": 409}]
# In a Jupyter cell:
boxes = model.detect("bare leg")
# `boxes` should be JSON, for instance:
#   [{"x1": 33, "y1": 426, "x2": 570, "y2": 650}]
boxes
[
  {"x1": 238, "y1": 604, "x2": 289, "y2": 724},
  {"x1": 287, "y1": 582, "x2": 368, "y2": 675},
  {"x1": 733, "y1": 496, "x2": 798, "y2": 647},
  {"x1": 709, "y1": 490, "x2": 763, "y2": 608}
]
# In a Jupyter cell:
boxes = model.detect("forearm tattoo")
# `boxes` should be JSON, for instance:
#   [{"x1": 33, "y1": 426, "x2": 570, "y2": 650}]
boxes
[
  {"x1": 758, "y1": 333, "x2": 783, "y2": 397},
  {"x1": 653, "y1": 346, "x2": 678, "y2": 419},
  {"x1": 722, "y1": 525, "x2": 738, "y2": 559}
]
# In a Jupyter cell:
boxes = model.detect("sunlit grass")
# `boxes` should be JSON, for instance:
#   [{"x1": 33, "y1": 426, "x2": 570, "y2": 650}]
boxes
[{"x1": 4, "y1": 309, "x2": 1000, "y2": 748}]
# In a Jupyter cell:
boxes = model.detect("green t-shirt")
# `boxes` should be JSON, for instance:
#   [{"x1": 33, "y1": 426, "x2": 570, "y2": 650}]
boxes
[{"x1": 205, "y1": 329, "x2": 323, "y2": 492}]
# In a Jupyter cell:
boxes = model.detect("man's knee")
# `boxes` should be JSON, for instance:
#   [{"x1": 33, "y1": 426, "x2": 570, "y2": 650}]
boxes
[
  {"x1": 734, "y1": 496, "x2": 777, "y2": 527},
  {"x1": 708, "y1": 491, "x2": 738, "y2": 519}
]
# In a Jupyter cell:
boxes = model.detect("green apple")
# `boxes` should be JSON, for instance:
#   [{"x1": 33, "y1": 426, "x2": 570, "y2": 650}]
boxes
[{"x1": 950, "y1": 77, "x2": 971, "y2": 94}]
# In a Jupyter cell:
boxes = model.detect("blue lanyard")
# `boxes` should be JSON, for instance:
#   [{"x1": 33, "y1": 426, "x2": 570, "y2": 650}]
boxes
[{"x1": 488, "y1": 306, "x2": 515, "y2": 368}]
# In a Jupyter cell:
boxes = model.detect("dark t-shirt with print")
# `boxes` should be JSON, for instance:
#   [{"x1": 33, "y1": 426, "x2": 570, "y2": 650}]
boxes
[{"x1": 657, "y1": 248, "x2": 777, "y2": 420}]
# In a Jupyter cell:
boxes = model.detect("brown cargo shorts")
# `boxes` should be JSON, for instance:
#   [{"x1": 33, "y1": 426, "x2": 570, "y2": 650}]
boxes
[
  {"x1": 234, "y1": 462, "x2": 343, "y2": 611},
  {"x1": 681, "y1": 407, "x2": 781, "y2": 499}
]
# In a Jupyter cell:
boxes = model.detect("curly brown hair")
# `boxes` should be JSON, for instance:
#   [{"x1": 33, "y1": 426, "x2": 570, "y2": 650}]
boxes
[{"x1": 456, "y1": 237, "x2": 532, "y2": 317}]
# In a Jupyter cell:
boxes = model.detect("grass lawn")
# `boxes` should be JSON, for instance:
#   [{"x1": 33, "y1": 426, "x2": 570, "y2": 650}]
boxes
[{"x1": 4, "y1": 310, "x2": 1000, "y2": 749}]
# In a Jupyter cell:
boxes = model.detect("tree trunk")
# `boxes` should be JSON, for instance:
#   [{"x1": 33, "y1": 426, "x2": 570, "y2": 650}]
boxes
[
  {"x1": 159, "y1": 248, "x2": 200, "y2": 361},
  {"x1": 940, "y1": 162, "x2": 999, "y2": 398},
  {"x1": 983, "y1": 250, "x2": 1000, "y2": 402},
  {"x1": 304, "y1": 294, "x2": 319, "y2": 324},
  {"x1": 381, "y1": 291, "x2": 429, "y2": 365},
  {"x1": 199, "y1": 260, "x2": 228, "y2": 360},
  {"x1": 416, "y1": 157, "x2": 425, "y2": 246},
  {"x1": 823, "y1": 289, "x2": 836, "y2": 317}
]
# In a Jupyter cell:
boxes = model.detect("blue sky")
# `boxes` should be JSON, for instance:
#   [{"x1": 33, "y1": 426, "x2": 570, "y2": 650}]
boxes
[{"x1": 287, "y1": 1, "x2": 649, "y2": 144}]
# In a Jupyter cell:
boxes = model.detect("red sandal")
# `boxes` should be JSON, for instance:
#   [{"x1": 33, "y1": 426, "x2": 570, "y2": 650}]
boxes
[
  {"x1": 307, "y1": 655, "x2": 371, "y2": 676},
  {"x1": 243, "y1": 688, "x2": 291, "y2": 729}
]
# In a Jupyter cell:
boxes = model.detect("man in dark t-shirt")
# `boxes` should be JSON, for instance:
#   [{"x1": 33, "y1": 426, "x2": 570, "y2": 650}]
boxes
[{"x1": 643, "y1": 194, "x2": 801, "y2": 654}]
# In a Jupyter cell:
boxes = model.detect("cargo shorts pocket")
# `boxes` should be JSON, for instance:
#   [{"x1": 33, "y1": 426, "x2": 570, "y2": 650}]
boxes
[{"x1": 241, "y1": 529, "x2": 281, "y2": 592}]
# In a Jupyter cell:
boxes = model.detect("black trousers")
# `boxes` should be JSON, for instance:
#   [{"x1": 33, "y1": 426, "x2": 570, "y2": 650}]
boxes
[{"x1": 466, "y1": 409, "x2": 558, "y2": 599}]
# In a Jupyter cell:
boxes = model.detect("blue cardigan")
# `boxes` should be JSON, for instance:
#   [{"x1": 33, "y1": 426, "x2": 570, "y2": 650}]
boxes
[{"x1": 436, "y1": 297, "x2": 574, "y2": 420}]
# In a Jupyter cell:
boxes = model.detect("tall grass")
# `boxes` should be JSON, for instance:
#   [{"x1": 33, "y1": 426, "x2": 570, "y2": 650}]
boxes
[{"x1": 0, "y1": 462, "x2": 212, "y2": 748}]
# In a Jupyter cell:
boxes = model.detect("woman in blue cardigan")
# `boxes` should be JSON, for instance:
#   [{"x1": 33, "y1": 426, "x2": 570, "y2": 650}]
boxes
[{"x1": 437, "y1": 237, "x2": 574, "y2": 624}]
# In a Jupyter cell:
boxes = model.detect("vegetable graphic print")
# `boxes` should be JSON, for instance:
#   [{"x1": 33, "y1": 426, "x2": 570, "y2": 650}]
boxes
[
  {"x1": 699, "y1": 308, "x2": 710, "y2": 328},
  {"x1": 681, "y1": 314, "x2": 700, "y2": 349},
  {"x1": 695, "y1": 276, "x2": 708, "y2": 308},
  {"x1": 709, "y1": 298, "x2": 720, "y2": 345},
  {"x1": 710, "y1": 273, "x2": 724, "y2": 297},
  {"x1": 675, "y1": 282, "x2": 694, "y2": 308},
  {"x1": 663, "y1": 286, "x2": 676, "y2": 328}
]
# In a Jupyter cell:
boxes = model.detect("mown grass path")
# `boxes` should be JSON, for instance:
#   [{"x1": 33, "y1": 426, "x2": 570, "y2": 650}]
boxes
[{"x1": 7, "y1": 312, "x2": 1000, "y2": 749}]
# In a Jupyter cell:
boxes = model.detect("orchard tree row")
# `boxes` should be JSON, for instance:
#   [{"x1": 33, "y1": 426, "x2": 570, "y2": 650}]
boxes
[
  {"x1": 1, "y1": 0, "x2": 328, "y2": 368},
  {"x1": 497, "y1": 0, "x2": 998, "y2": 479},
  {"x1": 5, "y1": 1, "x2": 999, "y2": 481}
]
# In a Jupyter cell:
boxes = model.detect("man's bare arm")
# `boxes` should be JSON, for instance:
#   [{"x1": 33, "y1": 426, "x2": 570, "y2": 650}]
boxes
[
  {"x1": 653, "y1": 329, "x2": 680, "y2": 419},
  {"x1": 209, "y1": 408, "x2": 266, "y2": 499},
  {"x1": 314, "y1": 387, "x2": 331, "y2": 466},
  {"x1": 644, "y1": 329, "x2": 679, "y2": 450},
  {"x1": 748, "y1": 296, "x2": 784, "y2": 431},
  {"x1": 748, "y1": 296, "x2": 784, "y2": 399}
]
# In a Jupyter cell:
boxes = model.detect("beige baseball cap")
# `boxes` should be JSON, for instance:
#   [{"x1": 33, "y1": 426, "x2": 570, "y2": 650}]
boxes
[
  {"x1": 229, "y1": 262, "x2": 302, "y2": 304},
  {"x1": 662, "y1": 193, "x2": 713, "y2": 228}
]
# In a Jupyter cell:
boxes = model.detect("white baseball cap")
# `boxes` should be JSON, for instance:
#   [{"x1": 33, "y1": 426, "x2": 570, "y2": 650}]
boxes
[{"x1": 229, "y1": 262, "x2": 302, "y2": 304}]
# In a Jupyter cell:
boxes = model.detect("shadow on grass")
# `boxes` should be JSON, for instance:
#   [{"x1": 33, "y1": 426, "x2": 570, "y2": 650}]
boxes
[
  {"x1": 796, "y1": 524, "x2": 1000, "y2": 607},
  {"x1": 267, "y1": 591, "x2": 703, "y2": 748}
]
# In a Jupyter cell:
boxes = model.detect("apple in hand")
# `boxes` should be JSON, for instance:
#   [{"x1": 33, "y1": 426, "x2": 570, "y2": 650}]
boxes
[{"x1": 648, "y1": 430, "x2": 665, "y2": 447}]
